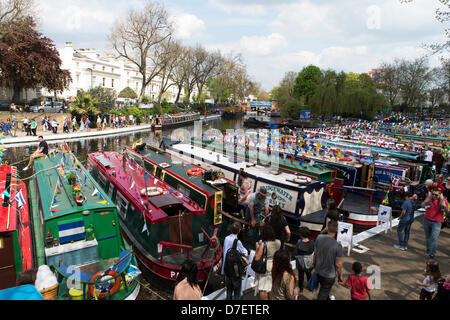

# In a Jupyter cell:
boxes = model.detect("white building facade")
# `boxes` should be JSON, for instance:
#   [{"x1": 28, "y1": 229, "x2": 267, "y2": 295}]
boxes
[{"x1": 1, "y1": 42, "x2": 194, "y2": 104}]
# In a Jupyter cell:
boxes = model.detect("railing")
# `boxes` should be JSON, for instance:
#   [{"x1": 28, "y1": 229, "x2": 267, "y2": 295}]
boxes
[{"x1": 159, "y1": 241, "x2": 193, "y2": 263}]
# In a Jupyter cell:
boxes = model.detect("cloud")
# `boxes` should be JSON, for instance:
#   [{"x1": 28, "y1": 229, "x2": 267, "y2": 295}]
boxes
[
  {"x1": 239, "y1": 33, "x2": 288, "y2": 56},
  {"x1": 169, "y1": 13, "x2": 205, "y2": 40}
]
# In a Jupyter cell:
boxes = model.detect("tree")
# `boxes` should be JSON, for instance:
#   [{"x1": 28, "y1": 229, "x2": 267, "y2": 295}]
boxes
[
  {"x1": 397, "y1": 57, "x2": 433, "y2": 109},
  {"x1": 0, "y1": 16, "x2": 71, "y2": 102},
  {"x1": 118, "y1": 87, "x2": 138, "y2": 99},
  {"x1": 0, "y1": 0, "x2": 35, "y2": 40},
  {"x1": 292, "y1": 65, "x2": 323, "y2": 105},
  {"x1": 70, "y1": 90, "x2": 100, "y2": 118},
  {"x1": 109, "y1": 1, "x2": 173, "y2": 102},
  {"x1": 195, "y1": 48, "x2": 222, "y2": 102},
  {"x1": 372, "y1": 62, "x2": 402, "y2": 107},
  {"x1": 88, "y1": 86, "x2": 117, "y2": 114},
  {"x1": 157, "y1": 41, "x2": 181, "y2": 105}
]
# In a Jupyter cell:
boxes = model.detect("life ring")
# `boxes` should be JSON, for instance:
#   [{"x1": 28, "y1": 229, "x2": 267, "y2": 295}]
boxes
[
  {"x1": 327, "y1": 183, "x2": 335, "y2": 196},
  {"x1": 339, "y1": 157, "x2": 352, "y2": 162},
  {"x1": 295, "y1": 176, "x2": 310, "y2": 183},
  {"x1": 89, "y1": 270, "x2": 121, "y2": 300},
  {"x1": 187, "y1": 168, "x2": 205, "y2": 176},
  {"x1": 140, "y1": 187, "x2": 163, "y2": 196}
]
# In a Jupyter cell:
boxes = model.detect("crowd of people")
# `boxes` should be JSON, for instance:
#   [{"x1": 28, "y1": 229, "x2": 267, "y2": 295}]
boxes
[
  {"x1": 0, "y1": 113, "x2": 157, "y2": 137},
  {"x1": 170, "y1": 171, "x2": 449, "y2": 301}
]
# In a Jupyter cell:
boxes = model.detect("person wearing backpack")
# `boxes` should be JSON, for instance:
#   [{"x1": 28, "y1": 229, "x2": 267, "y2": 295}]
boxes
[
  {"x1": 294, "y1": 226, "x2": 315, "y2": 294},
  {"x1": 222, "y1": 222, "x2": 248, "y2": 300}
]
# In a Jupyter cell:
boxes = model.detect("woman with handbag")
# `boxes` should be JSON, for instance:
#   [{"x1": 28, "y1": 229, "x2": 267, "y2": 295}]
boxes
[
  {"x1": 294, "y1": 227, "x2": 315, "y2": 294},
  {"x1": 252, "y1": 225, "x2": 281, "y2": 300}
]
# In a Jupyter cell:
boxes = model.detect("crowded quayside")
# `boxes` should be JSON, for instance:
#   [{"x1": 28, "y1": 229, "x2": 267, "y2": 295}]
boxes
[
  {"x1": 0, "y1": 112, "x2": 448, "y2": 302},
  {"x1": 1, "y1": 0, "x2": 450, "y2": 304}
]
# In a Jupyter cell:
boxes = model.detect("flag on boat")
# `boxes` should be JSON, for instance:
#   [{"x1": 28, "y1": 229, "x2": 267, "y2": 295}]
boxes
[
  {"x1": 14, "y1": 189, "x2": 26, "y2": 208},
  {"x1": 58, "y1": 220, "x2": 85, "y2": 243},
  {"x1": 92, "y1": 187, "x2": 99, "y2": 197},
  {"x1": 1, "y1": 189, "x2": 10, "y2": 199}
]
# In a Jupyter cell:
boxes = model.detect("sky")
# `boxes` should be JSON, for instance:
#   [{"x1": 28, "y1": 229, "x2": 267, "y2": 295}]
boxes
[{"x1": 38, "y1": 0, "x2": 449, "y2": 91}]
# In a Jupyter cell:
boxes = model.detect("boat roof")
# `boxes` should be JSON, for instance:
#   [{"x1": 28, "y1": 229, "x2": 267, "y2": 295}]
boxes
[
  {"x1": 34, "y1": 148, "x2": 115, "y2": 221},
  {"x1": 89, "y1": 152, "x2": 204, "y2": 224},
  {"x1": 0, "y1": 165, "x2": 19, "y2": 233},
  {"x1": 131, "y1": 147, "x2": 222, "y2": 196},
  {"x1": 170, "y1": 143, "x2": 320, "y2": 188}
]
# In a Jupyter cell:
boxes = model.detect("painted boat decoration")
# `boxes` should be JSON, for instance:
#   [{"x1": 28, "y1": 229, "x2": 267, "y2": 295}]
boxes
[
  {"x1": 0, "y1": 165, "x2": 33, "y2": 290},
  {"x1": 30, "y1": 144, "x2": 141, "y2": 300},
  {"x1": 87, "y1": 151, "x2": 223, "y2": 286}
]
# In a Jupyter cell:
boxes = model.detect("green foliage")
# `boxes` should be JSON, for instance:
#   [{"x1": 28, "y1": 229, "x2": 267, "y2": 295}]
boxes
[
  {"x1": 87, "y1": 86, "x2": 117, "y2": 114},
  {"x1": 118, "y1": 87, "x2": 138, "y2": 99},
  {"x1": 292, "y1": 65, "x2": 322, "y2": 104},
  {"x1": 280, "y1": 99, "x2": 305, "y2": 119},
  {"x1": 70, "y1": 90, "x2": 100, "y2": 118}
]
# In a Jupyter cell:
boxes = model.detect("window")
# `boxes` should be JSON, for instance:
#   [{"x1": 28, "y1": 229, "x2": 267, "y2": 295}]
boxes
[
  {"x1": 98, "y1": 173, "x2": 107, "y2": 190},
  {"x1": 93, "y1": 64, "x2": 96, "y2": 69},
  {"x1": 112, "y1": 68, "x2": 114, "y2": 73},
  {"x1": 102, "y1": 78, "x2": 106, "y2": 87},
  {"x1": 111, "y1": 79, "x2": 114, "y2": 88},
  {"x1": 116, "y1": 193, "x2": 128, "y2": 216}
]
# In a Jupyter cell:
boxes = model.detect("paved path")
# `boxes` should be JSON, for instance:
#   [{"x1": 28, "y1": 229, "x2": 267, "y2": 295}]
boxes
[
  {"x1": 2, "y1": 124, "x2": 152, "y2": 147},
  {"x1": 240, "y1": 215, "x2": 449, "y2": 301}
]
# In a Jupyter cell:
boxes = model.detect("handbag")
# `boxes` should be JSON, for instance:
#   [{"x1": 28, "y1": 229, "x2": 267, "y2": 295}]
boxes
[{"x1": 251, "y1": 242, "x2": 267, "y2": 274}]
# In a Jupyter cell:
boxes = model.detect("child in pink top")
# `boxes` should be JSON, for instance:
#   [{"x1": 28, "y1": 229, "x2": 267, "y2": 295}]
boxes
[{"x1": 342, "y1": 261, "x2": 373, "y2": 300}]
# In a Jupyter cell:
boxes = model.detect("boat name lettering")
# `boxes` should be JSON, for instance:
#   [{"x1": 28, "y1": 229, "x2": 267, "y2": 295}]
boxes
[
  {"x1": 99, "y1": 211, "x2": 111, "y2": 216},
  {"x1": 263, "y1": 186, "x2": 293, "y2": 202}
]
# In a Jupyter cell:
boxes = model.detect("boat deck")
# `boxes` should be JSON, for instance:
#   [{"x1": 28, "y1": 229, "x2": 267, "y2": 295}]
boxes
[
  {"x1": 135, "y1": 148, "x2": 222, "y2": 196},
  {"x1": 169, "y1": 143, "x2": 321, "y2": 189},
  {"x1": 340, "y1": 192, "x2": 380, "y2": 214},
  {"x1": 90, "y1": 152, "x2": 205, "y2": 223},
  {"x1": 161, "y1": 245, "x2": 216, "y2": 266},
  {"x1": 34, "y1": 149, "x2": 116, "y2": 220}
]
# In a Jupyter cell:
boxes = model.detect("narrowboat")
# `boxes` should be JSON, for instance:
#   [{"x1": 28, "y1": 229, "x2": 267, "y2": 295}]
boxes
[
  {"x1": 222, "y1": 106, "x2": 245, "y2": 119},
  {"x1": 29, "y1": 144, "x2": 141, "y2": 300},
  {"x1": 125, "y1": 145, "x2": 241, "y2": 240},
  {"x1": 163, "y1": 140, "x2": 329, "y2": 234},
  {"x1": 0, "y1": 165, "x2": 33, "y2": 290},
  {"x1": 87, "y1": 150, "x2": 224, "y2": 286},
  {"x1": 156, "y1": 112, "x2": 201, "y2": 130}
]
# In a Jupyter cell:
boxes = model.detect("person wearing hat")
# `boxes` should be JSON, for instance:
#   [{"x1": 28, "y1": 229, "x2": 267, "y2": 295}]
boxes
[{"x1": 245, "y1": 187, "x2": 270, "y2": 244}]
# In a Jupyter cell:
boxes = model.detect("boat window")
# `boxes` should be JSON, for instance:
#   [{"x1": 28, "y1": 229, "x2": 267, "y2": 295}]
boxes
[
  {"x1": 98, "y1": 173, "x2": 107, "y2": 190},
  {"x1": 107, "y1": 184, "x2": 114, "y2": 199},
  {"x1": 116, "y1": 193, "x2": 128, "y2": 214}
]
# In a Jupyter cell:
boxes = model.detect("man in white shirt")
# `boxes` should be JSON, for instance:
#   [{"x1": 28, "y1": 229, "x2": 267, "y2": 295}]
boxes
[
  {"x1": 222, "y1": 222, "x2": 248, "y2": 300},
  {"x1": 424, "y1": 148, "x2": 433, "y2": 163}
]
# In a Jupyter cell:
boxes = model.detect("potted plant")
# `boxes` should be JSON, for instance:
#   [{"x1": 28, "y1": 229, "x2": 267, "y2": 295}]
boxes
[{"x1": 66, "y1": 172, "x2": 77, "y2": 185}]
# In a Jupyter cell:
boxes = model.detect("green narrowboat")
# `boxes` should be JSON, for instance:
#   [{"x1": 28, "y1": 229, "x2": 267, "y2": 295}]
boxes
[
  {"x1": 126, "y1": 146, "x2": 241, "y2": 241},
  {"x1": 29, "y1": 144, "x2": 141, "y2": 300}
]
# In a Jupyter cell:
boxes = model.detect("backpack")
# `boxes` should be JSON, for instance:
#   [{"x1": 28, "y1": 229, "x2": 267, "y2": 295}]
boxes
[{"x1": 224, "y1": 239, "x2": 246, "y2": 278}]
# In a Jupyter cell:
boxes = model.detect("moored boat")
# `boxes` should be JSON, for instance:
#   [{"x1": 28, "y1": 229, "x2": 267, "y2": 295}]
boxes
[
  {"x1": 87, "y1": 150, "x2": 224, "y2": 287},
  {"x1": 163, "y1": 140, "x2": 330, "y2": 234},
  {"x1": 0, "y1": 165, "x2": 33, "y2": 290},
  {"x1": 29, "y1": 144, "x2": 141, "y2": 300}
]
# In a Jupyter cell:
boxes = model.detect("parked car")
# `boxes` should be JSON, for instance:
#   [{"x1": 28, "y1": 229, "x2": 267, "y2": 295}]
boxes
[
  {"x1": 0, "y1": 102, "x2": 10, "y2": 112},
  {"x1": 31, "y1": 101, "x2": 68, "y2": 113}
]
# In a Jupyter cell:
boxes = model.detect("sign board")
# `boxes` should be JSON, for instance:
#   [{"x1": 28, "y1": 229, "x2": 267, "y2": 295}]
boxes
[
  {"x1": 250, "y1": 101, "x2": 272, "y2": 108},
  {"x1": 255, "y1": 182, "x2": 298, "y2": 214},
  {"x1": 300, "y1": 110, "x2": 311, "y2": 121},
  {"x1": 377, "y1": 204, "x2": 392, "y2": 233},
  {"x1": 337, "y1": 221, "x2": 353, "y2": 256}
]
